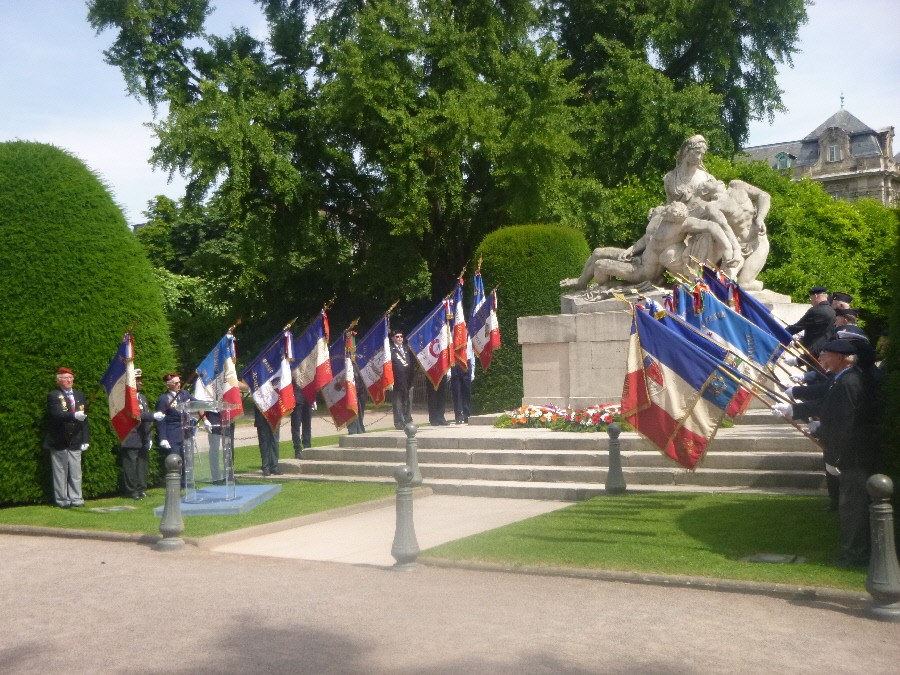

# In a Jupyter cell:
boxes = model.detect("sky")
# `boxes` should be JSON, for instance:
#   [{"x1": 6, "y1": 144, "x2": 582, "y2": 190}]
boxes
[{"x1": 2, "y1": 1, "x2": 899, "y2": 226}]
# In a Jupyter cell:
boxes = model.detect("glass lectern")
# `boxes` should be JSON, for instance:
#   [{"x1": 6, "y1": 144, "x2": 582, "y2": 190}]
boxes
[{"x1": 175, "y1": 399, "x2": 242, "y2": 502}]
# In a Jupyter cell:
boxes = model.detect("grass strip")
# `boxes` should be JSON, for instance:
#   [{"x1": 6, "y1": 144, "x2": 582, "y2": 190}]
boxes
[{"x1": 423, "y1": 493, "x2": 868, "y2": 591}]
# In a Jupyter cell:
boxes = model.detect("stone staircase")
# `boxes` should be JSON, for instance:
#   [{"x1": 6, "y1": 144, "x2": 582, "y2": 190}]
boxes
[{"x1": 278, "y1": 410, "x2": 826, "y2": 501}]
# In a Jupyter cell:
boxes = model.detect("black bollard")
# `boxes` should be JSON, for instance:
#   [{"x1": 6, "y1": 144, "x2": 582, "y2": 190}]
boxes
[
  {"x1": 865, "y1": 474, "x2": 900, "y2": 621},
  {"x1": 155, "y1": 454, "x2": 185, "y2": 552},
  {"x1": 605, "y1": 423, "x2": 627, "y2": 495},
  {"x1": 391, "y1": 465, "x2": 420, "y2": 570},
  {"x1": 404, "y1": 422, "x2": 422, "y2": 486}
]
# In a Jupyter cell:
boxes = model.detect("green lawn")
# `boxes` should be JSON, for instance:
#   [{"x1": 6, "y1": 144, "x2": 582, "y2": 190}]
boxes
[
  {"x1": 423, "y1": 493, "x2": 869, "y2": 591},
  {"x1": 0, "y1": 480, "x2": 395, "y2": 539}
]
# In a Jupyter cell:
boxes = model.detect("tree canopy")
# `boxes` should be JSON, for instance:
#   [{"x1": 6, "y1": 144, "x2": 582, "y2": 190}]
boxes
[{"x1": 87, "y1": 0, "x2": 810, "y2": 363}]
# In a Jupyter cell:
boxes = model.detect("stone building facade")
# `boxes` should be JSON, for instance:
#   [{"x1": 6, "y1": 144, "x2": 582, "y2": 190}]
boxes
[{"x1": 743, "y1": 109, "x2": 899, "y2": 205}]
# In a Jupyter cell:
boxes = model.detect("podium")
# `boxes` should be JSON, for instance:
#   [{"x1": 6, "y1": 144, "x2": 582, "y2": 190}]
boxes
[{"x1": 175, "y1": 399, "x2": 242, "y2": 502}]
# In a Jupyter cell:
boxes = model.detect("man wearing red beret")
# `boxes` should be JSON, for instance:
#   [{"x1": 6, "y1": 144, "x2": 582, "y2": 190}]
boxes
[{"x1": 42, "y1": 367, "x2": 90, "y2": 508}]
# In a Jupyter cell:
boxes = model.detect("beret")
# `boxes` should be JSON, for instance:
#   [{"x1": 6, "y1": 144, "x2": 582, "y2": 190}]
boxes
[
  {"x1": 57, "y1": 367, "x2": 74, "y2": 376},
  {"x1": 808, "y1": 285, "x2": 827, "y2": 295},
  {"x1": 831, "y1": 291, "x2": 853, "y2": 303},
  {"x1": 835, "y1": 308, "x2": 859, "y2": 317},
  {"x1": 163, "y1": 373, "x2": 181, "y2": 382},
  {"x1": 134, "y1": 368, "x2": 143, "y2": 377}
]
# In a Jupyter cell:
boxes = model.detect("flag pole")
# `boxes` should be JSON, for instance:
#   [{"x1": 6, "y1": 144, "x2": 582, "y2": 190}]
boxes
[{"x1": 715, "y1": 366, "x2": 823, "y2": 447}]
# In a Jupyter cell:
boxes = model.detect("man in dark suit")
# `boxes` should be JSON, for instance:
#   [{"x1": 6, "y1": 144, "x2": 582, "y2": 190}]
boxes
[
  {"x1": 154, "y1": 373, "x2": 191, "y2": 458},
  {"x1": 119, "y1": 368, "x2": 155, "y2": 499},
  {"x1": 786, "y1": 285, "x2": 836, "y2": 360},
  {"x1": 390, "y1": 329, "x2": 414, "y2": 429},
  {"x1": 43, "y1": 367, "x2": 90, "y2": 508},
  {"x1": 813, "y1": 339, "x2": 879, "y2": 567}
]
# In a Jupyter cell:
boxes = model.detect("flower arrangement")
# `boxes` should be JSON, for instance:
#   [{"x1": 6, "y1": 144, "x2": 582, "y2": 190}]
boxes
[{"x1": 495, "y1": 403, "x2": 625, "y2": 433}]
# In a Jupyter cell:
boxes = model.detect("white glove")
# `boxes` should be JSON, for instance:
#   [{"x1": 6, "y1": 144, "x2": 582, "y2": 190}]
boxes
[
  {"x1": 783, "y1": 386, "x2": 796, "y2": 400},
  {"x1": 79, "y1": 443, "x2": 89, "y2": 451},
  {"x1": 153, "y1": 411, "x2": 165, "y2": 421},
  {"x1": 203, "y1": 418, "x2": 213, "y2": 432},
  {"x1": 160, "y1": 440, "x2": 171, "y2": 449},
  {"x1": 825, "y1": 462, "x2": 841, "y2": 477},
  {"x1": 771, "y1": 402, "x2": 793, "y2": 419},
  {"x1": 311, "y1": 401, "x2": 317, "y2": 411},
  {"x1": 74, "y1": 411, "x2": 87, "y2": 421},
  {"x1": 790, "y1": 374, "x2": 805, "y2": 384},
  {"x1": 147, "y1": 440, "x2": 153, "y2": 451},
  {"x1": 784, "y1": 356, "x2": 799, "y2": 367},
  {"x1": 807, "y1": 420, "x2": 821, "y2": 435}
]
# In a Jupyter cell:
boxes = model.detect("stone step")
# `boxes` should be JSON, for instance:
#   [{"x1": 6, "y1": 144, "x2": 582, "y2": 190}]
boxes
[
  {"x1": 306, "y1": 447, "x2": 822, "y2": 471},
  {"x1": 270, "y1": 472, "x2": 824, "y2": 501},
  {"x1": 287, "y1": 458, "x2": 824, "y2": 490},
  {"x1": 338, "y1": 427, "x2": 816, "y2": 454}
]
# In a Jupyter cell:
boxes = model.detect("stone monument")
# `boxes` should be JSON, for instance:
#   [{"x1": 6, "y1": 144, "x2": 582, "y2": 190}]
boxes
[{"x1": 522, "y1": 135, "x2": 806, "y2": 408}]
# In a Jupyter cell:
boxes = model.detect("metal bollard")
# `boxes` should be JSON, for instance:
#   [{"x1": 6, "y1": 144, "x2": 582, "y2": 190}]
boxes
[
  {"x1": 865, "y1": 474, "x2": 900, "y2": 621},
  {"x1": 404, "y1": 422, "x2": 422, "y2": 486},
  {"x1": 391, "y1": 465, "x2": 420, "y2": 570},
  {"x1": 155, "y1": 454, "x2": 185, "y2": 552},
  {"x1": 605, "y1": 423, "x2": 627, "y2": 495}
]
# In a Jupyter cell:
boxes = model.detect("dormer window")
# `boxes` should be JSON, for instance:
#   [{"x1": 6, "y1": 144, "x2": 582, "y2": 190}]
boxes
[
  {"x1": 827, "y1": 144, "x2": 842, "y2": 162},
  {"x1": 775, "y1": 152, "x2": 792, "y2": 170}
]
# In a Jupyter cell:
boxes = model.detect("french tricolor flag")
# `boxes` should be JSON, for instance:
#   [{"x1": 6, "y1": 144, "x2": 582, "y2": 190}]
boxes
[
  {"x1": 194, "y1": 332, "x2": 243, "y2": 422},
  {"x1": 470, "y1": 288, "x2": 500, "y2": 369},
  {"x1": 240, "y1": 330, "x2": 296, "y2": 430},
  {"x1": 408, "y1": 300, "x2": 452, "y2": 389},
  {"x1": 621, "y1": 309, "x2": 749, "y2": 470},
  {"x1": 321, "y1": 333, "x2": 359, "y2": 429},
  {"x1": 292, "y1": 311, "x2": 333, "y2": 405},
  {"x1": 451, "y1": 280, "x2": 468, "y2": 368},
  {"x1": 355, "y1": 315, "x2": 394, "y2": 405},
  {"x1": 100, "y1": 333, "x2": 141, "y2": 442}
]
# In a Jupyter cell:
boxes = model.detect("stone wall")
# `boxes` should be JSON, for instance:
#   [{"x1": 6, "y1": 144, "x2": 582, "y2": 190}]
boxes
[{"x1": 518, "y1": 290, "x2": 809, "y2": 409}]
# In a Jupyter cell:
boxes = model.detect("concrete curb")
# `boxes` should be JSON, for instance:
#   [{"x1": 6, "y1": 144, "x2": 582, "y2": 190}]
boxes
[{"x1": 419, "y1": 557, "x2": 869, "y2": 608}]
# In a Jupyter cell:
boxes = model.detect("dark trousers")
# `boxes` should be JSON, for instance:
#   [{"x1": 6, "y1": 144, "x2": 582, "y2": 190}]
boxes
[
  {"x1": 120, "y1": 445, "x2": 149, "y2": 497},
  {"x1": 426, "y1": 376, "x2": 448, "y2": 424},
  {"x1": 347, "y1": 387, "x2": 367, "y2": 434},
  {"x1": 838, "y1": 467, "x2": 871, "y2": 564},
  {"x1": 451, "y1": 366, "x2": 471, "y2": 422},
  {"x1": 392, "y1": 384, "x2": 412, "y2": 429},
  {"x1": 256, "y1": 421, "x2": 281, "y2": 474},
  {"x1": 291, "y1": 399, "x2": 312, "y2": 455}
]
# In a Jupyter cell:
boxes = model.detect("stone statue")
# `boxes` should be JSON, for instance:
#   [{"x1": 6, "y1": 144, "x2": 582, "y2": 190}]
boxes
[
  {"x1": 560, "y1": 202, "x2": 734, "y2": 291},
  {"x1": 562, "y1": 134, "x2": 771, "y2": 292}
]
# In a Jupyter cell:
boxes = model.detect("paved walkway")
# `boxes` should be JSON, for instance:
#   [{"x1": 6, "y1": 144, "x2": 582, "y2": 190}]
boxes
[
  {"x1": 3, "y1": 534, "x2": 898, "y2": 674},
  {"x1": 206, "y1": 494, "x2": 571, "y2": 565}
]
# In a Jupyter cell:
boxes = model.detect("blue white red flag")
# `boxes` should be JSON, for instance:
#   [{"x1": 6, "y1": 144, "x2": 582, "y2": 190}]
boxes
[
  {"x1": 240, "y1": 330, "x2": 296, "y2": 430},
  {"x1": 408, "y1": 300, "x2": 453, "y2": 388},
  {"x1": 321, "y1": 333, "x2": 359, "y2": 429},
  {"x1": 649, "y1": 309, "x2": 752, "y2": 419},
  {"x1": 674, "y1": 285, "x2": 785, "y2": 370},
  {"x1": 470, "y1": 288, "x2": 500, "y2": 369},
  {"x1": 451, "y1": 280, "x2": 468, "y2": 368},
  {"x1": 471, "y1": 271, "x2": 486, "y2": 319},
  {"x1": 100, "y1": 332, "x2": 141, "y2": 442},
  {"x1": 621, "y1": 309, "x2": 751, "y2": 469},
  {"x1": 355, "y1": 316, "x2": 394, "y2": 405},
  {"x1": 193, "y1": 332, "x2": 242, "y2": 422},
  {"x1": 700, "y1": 266, "x2": 793, "y2": 345},
  {"x1": 292, "y1": 311, "x2": 333, "y2": 405}
]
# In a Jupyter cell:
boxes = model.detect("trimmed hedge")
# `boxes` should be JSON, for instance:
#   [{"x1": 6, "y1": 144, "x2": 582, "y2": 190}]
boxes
[
  {"x1": 470, "y1": 224, "x2": 590, "y2": 414},
  {"x1": 879, "y1": 210, "x2": 900, "y2": 518},
  {"x1": 0, "y1": 142, "x2": 176, "y2": 504}
]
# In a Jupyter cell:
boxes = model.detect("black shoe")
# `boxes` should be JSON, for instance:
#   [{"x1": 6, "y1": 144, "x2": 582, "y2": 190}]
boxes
[
  {"x1": 294, "y1": 453, "x2": 303, "y2": 460},
  {"x1": 394, "y1": 424, "x2": 404, "y2": 430},
  {"x1": 262, "y1": 470, "x2": 271, "y2": 476},
  {"x1": 58, "y1": 503, "x2": 71, "y2": 509},
  {"x1": 271, "y1": 468, "x2": 283, "y2": 475},
  {"x1": 212, "y1": 480, "x2": 225, "y2": 486}
]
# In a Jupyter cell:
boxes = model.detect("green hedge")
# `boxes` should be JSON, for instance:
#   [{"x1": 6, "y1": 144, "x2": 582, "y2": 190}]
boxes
[
  {"x1": 0, "y1": 142, "x2": 176, "y2": 504},
  {"x1": 470, "y1": 224, "x2": 590, "y2": 413},
  {"x1": 879, "y1": 211, "x2": 900, "y2": 516}
]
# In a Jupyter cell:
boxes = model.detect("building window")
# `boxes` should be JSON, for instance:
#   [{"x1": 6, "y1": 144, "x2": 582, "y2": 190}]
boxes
[
  {"x1": 827, "y1": 144, "x2": 841, "y2": 162},
  {"x1": 775, "y1": 153, "x2": 792, "y2": 170}
]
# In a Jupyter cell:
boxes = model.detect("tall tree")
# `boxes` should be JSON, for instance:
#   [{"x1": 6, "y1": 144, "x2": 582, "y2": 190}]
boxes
[{"x1": 550, "y1": 0, "x2": 809, "y2": 149}]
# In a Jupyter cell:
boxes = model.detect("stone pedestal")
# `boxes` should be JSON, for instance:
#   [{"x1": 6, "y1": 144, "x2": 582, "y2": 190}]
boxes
[{"x1": 518, "y1": 288, "x2": 809, "y2": 409}]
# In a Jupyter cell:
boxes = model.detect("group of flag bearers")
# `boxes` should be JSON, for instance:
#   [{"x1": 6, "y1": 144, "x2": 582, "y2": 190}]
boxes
[
  {"x1": 620, "y1": 263, "x2": 880, "y2": 566},
  {"x1": 97, "y1": 268, "x2": 501, "y2": 487}
]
